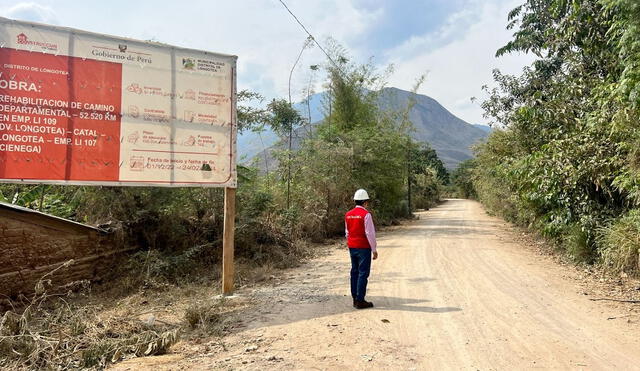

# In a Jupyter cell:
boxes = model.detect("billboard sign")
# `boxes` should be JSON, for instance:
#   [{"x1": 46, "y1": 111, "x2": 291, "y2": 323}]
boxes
[{"x1": 0, "y1": 17, "x2": 237, "y2": 187}]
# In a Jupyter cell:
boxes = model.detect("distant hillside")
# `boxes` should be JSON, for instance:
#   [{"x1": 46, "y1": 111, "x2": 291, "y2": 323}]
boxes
[
  {"x1": 241, "y1": 87, "x2": 488, "y2": 169},
  {"x1": 473, "y1": 124, "x2": 492, "y2": 133},
  {"x1": 378, "y1": 87, "x2": 488, "y2": 168}
]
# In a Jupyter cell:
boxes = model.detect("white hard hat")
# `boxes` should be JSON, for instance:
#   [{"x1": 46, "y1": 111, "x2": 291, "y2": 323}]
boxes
[{"x1": 353, "y1": 189, "x2": 369, "y2": 201}]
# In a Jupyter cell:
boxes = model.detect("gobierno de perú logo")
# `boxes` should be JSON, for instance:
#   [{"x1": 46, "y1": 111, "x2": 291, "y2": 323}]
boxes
[{"x1": 16, "y1": 33, "x2": 58, "y2": 51}]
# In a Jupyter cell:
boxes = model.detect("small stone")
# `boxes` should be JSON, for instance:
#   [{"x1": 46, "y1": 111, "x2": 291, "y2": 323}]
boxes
[
  {"x1": 245, "y1": 345, "x2": 259, "y2": 352},
  {"x1": 361, "y1": 354, "x2": 373, "y2": 362}
]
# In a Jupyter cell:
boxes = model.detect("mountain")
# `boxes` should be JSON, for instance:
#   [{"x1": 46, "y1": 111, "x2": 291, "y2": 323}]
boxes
[
  {"x1": 239, "y1": 87, "x2": 488, "y2": 169},
  {"x1": 473, "y1": 124, "x2": 492, "y2": 133},
  {"x1": 378, "y1": 87, "x2": 488, "y2": 168}
]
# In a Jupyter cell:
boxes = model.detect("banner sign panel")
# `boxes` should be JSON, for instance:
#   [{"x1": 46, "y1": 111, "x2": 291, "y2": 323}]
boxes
[{"x1": 0, "y1": 17, "x2": 237, "y2": 187}]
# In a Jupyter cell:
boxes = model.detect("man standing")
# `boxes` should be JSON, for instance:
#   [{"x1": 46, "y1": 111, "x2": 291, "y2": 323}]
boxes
[{"x1": 345, "y1": 189, "x2": 378, "y2": 309}]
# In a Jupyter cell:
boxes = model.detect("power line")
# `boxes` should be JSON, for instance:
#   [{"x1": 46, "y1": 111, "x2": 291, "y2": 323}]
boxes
[{"x1": 277, "y1": 0, "x2": 340, "y2": 69}]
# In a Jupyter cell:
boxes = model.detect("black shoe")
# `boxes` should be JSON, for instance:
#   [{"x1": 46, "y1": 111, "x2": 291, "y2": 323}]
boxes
[
  {"x1": 354, "y1": 300, "x2": 374, "y2": 309},
  {"x1": 352, "y1": 298, "x2": 357, "y2": 308}
]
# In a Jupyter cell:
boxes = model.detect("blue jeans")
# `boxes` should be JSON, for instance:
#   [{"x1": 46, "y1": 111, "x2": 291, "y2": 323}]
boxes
[{"x1": 349, "y1": 248, "x2": 371, "y2": 302}]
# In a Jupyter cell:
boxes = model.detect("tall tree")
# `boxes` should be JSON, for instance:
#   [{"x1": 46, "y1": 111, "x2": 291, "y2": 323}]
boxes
[{"x1": 475, "y1": 0, "x2": 640, "y2": 264}]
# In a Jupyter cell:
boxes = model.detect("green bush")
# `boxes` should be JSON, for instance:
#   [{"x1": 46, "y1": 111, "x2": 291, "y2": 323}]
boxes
[
  {"x1": 451, "y1": 159, "x2": 476, "y2": 199},
  {"x1": 473, "y1": 0, "x2": 640, "y2": 270}
]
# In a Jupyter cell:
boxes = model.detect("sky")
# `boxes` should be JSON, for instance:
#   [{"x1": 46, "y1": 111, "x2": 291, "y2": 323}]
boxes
[{"x1": 0, "y1": 0, "x2": 532, "y2": 125}]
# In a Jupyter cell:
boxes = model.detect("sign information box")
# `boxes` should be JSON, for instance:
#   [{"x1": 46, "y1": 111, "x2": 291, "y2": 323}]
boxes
[{"x1": 0, "y1": 18, "x2": 237, "y2": 187}]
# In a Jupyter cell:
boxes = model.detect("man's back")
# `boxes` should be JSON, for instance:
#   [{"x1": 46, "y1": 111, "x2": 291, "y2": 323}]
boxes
[{"x1": 345, "y1": 206, "x2": 370, "y2": 249}]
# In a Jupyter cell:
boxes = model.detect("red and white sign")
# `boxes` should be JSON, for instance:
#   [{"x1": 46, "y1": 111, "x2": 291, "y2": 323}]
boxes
[{"x1": 0, "y1": 17, "x2": 237, "y2": 187}]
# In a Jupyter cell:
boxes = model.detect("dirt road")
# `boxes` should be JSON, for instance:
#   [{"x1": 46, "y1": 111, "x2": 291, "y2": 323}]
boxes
[{"x1": 114, "y1": 199, "x2": 640, "y2": 370}]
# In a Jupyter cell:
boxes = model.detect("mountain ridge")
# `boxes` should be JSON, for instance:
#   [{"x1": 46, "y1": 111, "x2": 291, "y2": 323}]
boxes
[{"x1": 240, "y1": 87, "x2": 488, "y2": 169}]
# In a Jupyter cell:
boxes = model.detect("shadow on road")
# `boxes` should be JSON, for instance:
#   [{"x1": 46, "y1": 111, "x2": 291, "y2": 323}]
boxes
[
  {"x1": 243, "y1": 292, "x2": 462, "y2": 330},
  {"x1": 374, "y1": 271, "x2": 436, "y2": 284},
  {"x1": 368, "y1": 296, "x2": 462, "y2": 314}
]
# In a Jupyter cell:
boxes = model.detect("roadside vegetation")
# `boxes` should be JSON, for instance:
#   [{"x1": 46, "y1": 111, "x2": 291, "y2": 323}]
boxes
[{"x1": 468, "y1": 0, "x2": 640, "y2": 276}]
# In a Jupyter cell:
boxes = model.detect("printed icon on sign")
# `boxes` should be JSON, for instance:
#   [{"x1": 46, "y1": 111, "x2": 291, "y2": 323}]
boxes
[
  {"x1": 129, "y1": 156, "x2": 144, "y2": 171},
  {"x1": 128, "y1": 131, "x2": 140, "y2": 144},
  {"x1": 183, "y1": 135, "x2": 196, "y2": 146},
  {"x1": 184, "y1": 111, "x2": 194, "y2": 122},
  {"x1": 118, "y1": 44, "x2": 127, "y2": 53},
  {"x1": 126, "y1": 83, "x2": 142, "y2": 94},
  {"x1": 182, "y1": 58, "x2": 195, "y2": 70},
  {"x1": 128, "y1": 105, "x2": 140, "y2": 118},
  {"x1": 183, "y1": 89, "x2": 195, "y2": 100}
]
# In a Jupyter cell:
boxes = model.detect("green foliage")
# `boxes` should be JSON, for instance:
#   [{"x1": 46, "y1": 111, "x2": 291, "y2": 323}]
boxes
[
  {"x1": 267, "y1": 99, "x2": 304, "y2": 138},
  {"x1": 237, "y1": 89, "x2": 269, "y2": 134},
  {"x1": 0, "y1": 184, "x2": 82, "y2": 218},
  {"x1": 410, "y1": 144, "x2": 449, "y2": 185},
  {"x1": 475, "y1": 0, "x2": 640, "y2": 273},
  {"x1": 307, "y1": 52, "x2": 413, "y2": 224},
  {"x1": 78, "y1": 186, "x2": 223, "y2": 251},
  {"x1": 406, "y1": 142, "x2": 446, "y2": 209},
  {"x1": 412, "y1": 167, "x2": 442, "y2": 209},
  {"x1": 451, "y1": 160, "x2": 477, "y2": 199}
]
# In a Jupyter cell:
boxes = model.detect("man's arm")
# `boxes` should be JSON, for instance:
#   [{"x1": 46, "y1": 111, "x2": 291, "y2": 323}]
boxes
[
  {"x1": 364, "y1": 213, "x2": 377, "y2": 258},
  {"x1": 345, "y1": 220, "x2": 349, "y2": 249}
]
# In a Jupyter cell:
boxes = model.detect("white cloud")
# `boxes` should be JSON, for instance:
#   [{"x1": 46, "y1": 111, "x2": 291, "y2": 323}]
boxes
[
  {"x1": 233, "y1": 0, "x2": 383, "y2": 101},
  {"x1": 2, "y1": 2, "x2": 58, "y2": 24},
  {"x1": 386, "y1": 0, "x2": 533, "y2": 124},
  {"x1": 45, "y1": 0, "x2": 381, "y2": 104}
]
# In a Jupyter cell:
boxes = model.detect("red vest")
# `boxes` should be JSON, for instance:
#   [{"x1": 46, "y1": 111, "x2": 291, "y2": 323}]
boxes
[{"x1": 345, "y1": 207, "x2": 370, "y2": 249}]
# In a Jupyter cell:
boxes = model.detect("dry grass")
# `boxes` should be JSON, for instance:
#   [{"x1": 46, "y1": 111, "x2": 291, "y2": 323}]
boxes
[
  {"x1": 0, "y1": 260, "x2": 239, "y2": 370},
  {"x1": 0, "y1": 262, "x2": 182, "y2": 369},
  {"x1": 0, "y1": 235, "x2": 325, "y2": 370},
  {"x1": 599, "y1": 210, "x2": 640, "y2": 276}
]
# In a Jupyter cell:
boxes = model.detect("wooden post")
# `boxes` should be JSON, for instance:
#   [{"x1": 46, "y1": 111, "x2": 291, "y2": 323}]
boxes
[{"x1": 222, "y1": 187, "x2": 236, "y2": 295}]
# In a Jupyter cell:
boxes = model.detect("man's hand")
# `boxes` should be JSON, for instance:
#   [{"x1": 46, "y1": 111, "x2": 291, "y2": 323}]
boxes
[{"x1": 372, "y1": 251, "x2": 378, "y2": 260}]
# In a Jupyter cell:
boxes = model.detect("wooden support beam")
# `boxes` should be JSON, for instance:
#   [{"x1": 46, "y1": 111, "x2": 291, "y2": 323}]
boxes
[{"x1": 222, "y1": 187, "x2": 236, "y2": 295}]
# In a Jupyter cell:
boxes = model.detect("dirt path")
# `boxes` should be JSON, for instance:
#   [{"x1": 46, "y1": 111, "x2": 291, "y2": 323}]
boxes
[{"x1": 114, "y1": 199, "x2": 640, "y2": 370}]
